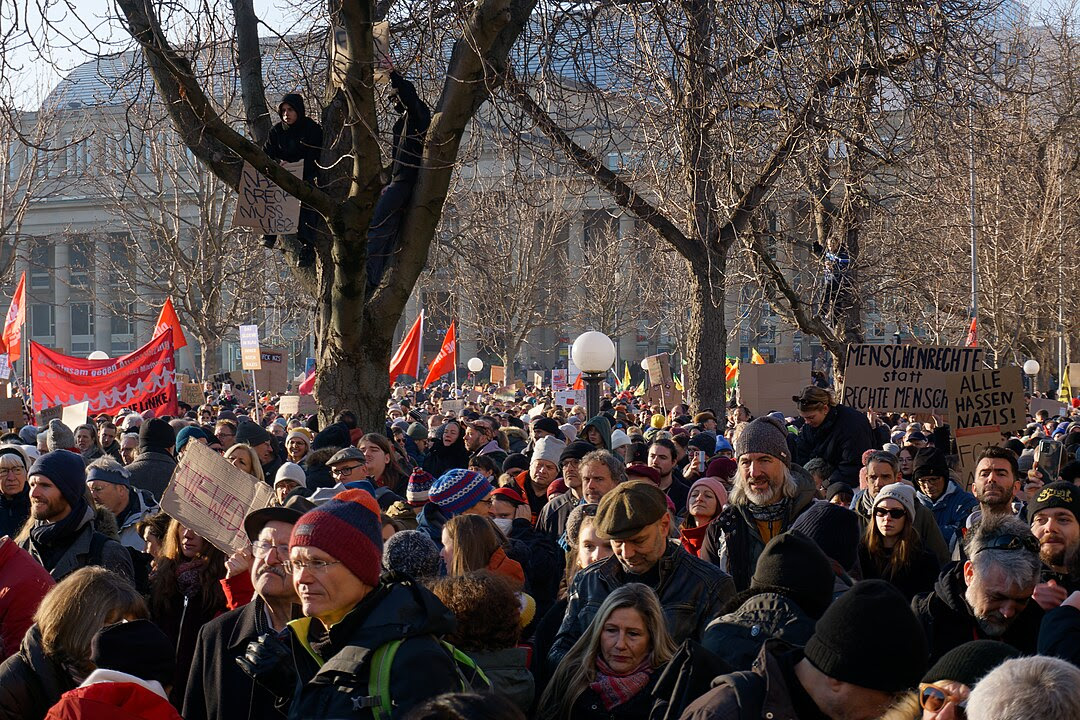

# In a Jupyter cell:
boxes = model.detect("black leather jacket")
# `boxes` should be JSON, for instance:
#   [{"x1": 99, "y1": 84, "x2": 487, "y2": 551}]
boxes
[{"x1": 548, "y1": 543, "x2": 735, "y2": 668}]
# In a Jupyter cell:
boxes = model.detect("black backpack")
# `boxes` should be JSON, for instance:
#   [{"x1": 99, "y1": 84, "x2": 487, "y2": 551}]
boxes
[{"x1": 649, "y1": 640, "x2": 734, "y2": 720}]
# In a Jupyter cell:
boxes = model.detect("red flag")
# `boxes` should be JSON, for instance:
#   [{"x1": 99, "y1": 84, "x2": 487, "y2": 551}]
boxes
[
  {"x1": 153, "y1": 298, "x2": 188, "y2": 350},
  {"x1": 0, "y1": 272, "x2": 26, "y2": 363},
  {"x1": 965, "y1": 316, "x2": 977, "y2": 347},
  {"x1": 389, "y1": 311, "x2": 424, "y2": 383},
  {"x1": 572, "y1": 373, "x2": 584, "y2": 390},
  {"x1": 423, "y1": 321, "x2": 456, "y2": 388},
  {"x1": 298, "y1": 369, "x2": 316, "y2": 395}
]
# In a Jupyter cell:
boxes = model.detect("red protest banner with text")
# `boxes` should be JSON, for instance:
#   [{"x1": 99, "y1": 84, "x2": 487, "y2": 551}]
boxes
[{"x1": 30, "y1": 332, "x2": 178, "y2": 417}]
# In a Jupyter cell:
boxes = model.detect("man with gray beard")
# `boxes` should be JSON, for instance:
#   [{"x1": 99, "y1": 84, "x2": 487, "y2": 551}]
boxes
[
  {"x1": 701, "y1": 416, "x2": 817, "y2": 591},
  {"x1": 182, "y1": 495, "x2": 310, "y2": 720},
  {"x1": 911, "y1": 512, "x2": 1043, "y2": 663}
]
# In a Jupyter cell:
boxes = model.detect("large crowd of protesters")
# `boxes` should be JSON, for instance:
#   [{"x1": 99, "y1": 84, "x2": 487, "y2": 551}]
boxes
[{"x1": 1, "y1": 375, "x2": 1080, "y2": 719}]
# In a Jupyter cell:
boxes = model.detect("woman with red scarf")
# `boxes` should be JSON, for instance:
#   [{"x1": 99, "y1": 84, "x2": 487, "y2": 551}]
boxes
[{"x1": 538, "y1": 583, "x2": 675, "y2": 719}]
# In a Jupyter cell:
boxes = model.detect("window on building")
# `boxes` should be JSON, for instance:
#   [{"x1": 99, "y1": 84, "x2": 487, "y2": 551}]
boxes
[
  {"x1": 71, "y1": 302, "x2": 94, "y2": 337},
  {"x1": 69, "y1": 236, "x2": 93, "y2": 287},
  {"x1": 111, "y1": 303, "x2": 135, "y2": 336},
  {"x1": 29, "y1": 304, "x2": 54, "y2": 338},
  {"x1": 29, "y1": 239, "x2": 52, "y2": 292}
]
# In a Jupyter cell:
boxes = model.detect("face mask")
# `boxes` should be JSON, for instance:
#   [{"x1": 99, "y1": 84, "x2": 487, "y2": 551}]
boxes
[{"x1": 492, "y1": 517, "x2": 514, "y2": 535}]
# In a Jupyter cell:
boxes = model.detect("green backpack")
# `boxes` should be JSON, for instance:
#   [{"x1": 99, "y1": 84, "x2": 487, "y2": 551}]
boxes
[{"x1": 364, "y1": 638, "x2": 491, "y2": 719}]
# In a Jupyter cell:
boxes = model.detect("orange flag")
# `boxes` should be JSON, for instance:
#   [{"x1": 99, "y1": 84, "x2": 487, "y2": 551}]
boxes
[
  {"x1": 154, "y1": 298, "x2": 187, "y2": 350},
  {"x1": 965, "y1": 317, "x2": 977, "y2": 347},
  {"x1": 423, "y1": 321, "x2": 456, "y2": 388},
  {"x1": 0, "y1": 272, "x2": 26, "y2": 363},
  {"x1": 572, "y1": 373, "x2": 584, "y2": 390},
  {"x1": 389, "y1": 311, "x2": 424, "y2": 383}
]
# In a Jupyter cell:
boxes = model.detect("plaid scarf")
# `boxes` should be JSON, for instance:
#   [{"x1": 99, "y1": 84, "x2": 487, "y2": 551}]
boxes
[{"x1": 589, "y1": 657, "x2": 652, "y2": 710}]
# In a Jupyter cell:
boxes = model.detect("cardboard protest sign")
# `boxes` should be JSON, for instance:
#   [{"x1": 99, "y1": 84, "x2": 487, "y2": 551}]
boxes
[
  {"x1": 555, "y1": 390, "x2": 586, "y2": 407},
  {"x1": 440, "y1": 399, "x2": 465, "y2": 416},
  {"x1": 489, "y1": 366, "x2": 506, "y2": 384},
  {"x1": 232, "y1": 161, "x2": 304, "y2": 235},
  {"x1": 278, "y1": 394, "x2": 317, "y2": 415},
  {"x1": 551, "y1": 369, "x2": 568, "y2": 390},
  {"x1": 493, "y1": 386, "x2": 517, "y2": 401},
  {"x1": 738, "y1": 362, "x2": 811, "y2": 417},
  {"x1": 254, "y1": 348, "x2": 288, "y2": 393},
  {"x1": 840, "y1": 344, "x2": 984, "y2": 413},
  {"x1": 532, "y1": 372, "x2": 545, "y2": 388},
  {"x1": 37, "y1": 404, "x2": 61, "y2": 425},
  {"x1": 644, "y1": 353, "x2": 681, "y2": 409},
  {"x1": 1030, "y1": 397, "x2": 1068, "y2": 419},
  {"x1": 464, "y1": 389, "x2": 482, "y2": 403},
  {"x1": 0, "y1": 383, "x2": 24, "y2": 425},
  {"x1": 946, "y1": 368, "x2": 1025, "y2": 434},
  {"x1": 180, "y1": 383, "x2": 205, "y2": 407},
  {"x1": 61, "y1": 401, "x2": 88, "y2": 429},
  {"x1": 955, "y1": 426, "x2": 1003, "y2": 492},
  {"x1": 159, "y1": 442, "x2": 275, "y2": 553}
]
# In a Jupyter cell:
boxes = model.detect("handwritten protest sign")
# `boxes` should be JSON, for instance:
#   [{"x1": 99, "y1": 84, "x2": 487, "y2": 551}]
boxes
[
  {"x1": 239, "y1": 325, "x2": 262, "y2": 371},
  {"x1": 489, "y1": 366, "x2": 506, "y2": 384},
  {"x1": 278, "y1": 394, "x2": 317, "y2": 415},
  {"x1": 532, "y1": 372, "x2": 545, "y2": 388},
  {"x1": 254, "y1": 348, "x2": 287, "y2": 393},
  {"x1": 946, "y1": 368, "x2": 1025, "y2": 434},
  {"x1": 955, "y1": 426, "x2": 1002, "y2": 492},
  {"x1": 37, "y1": 404, "x2": 61, "y2": 425},
  {"x1": 555, "y1": 390, "x2": 587, "y2": 407},
  {"x1": 180, "y1": 383, "x2": 205, "y2": 407},
  {"x1": 551, "y1": 369, "x2": 568, "y2": 390},
  {"x1": 61, "y1": 401, "x2": 88, "y2": 429},
  {"x1": 1030, "y1": 397, "x2": 1068, "y2": 419},
  {"x1": 232, "y1": 161, "x2": 304, "y2": 235},
  {"x1": 644, "y1": 353, "x2": 681, "y2": 409},
  {"x1": 159, "y1": 442, "x2": 275, "y2": 553},
  {"x1": 841, "y1": 344, "x2": 984, "y2": 413},
  {"x1": 441, "y1": 399, "x2": 464, "y2": 416},
  {"x1": 738, "y1": 362, "x2": 811, "y2": 417}
]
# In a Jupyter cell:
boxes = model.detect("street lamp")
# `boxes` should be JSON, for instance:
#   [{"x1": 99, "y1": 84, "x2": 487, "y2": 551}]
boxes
[
  {"x1": 466, "y1": 357, "x2": 483, "y2": 384},
  {"x1": 1024, "y1": 359, "x2": 1041, "y2": 395},
  {"x1": 571, "y1": 331, "x2": 616, "y2": 418}
]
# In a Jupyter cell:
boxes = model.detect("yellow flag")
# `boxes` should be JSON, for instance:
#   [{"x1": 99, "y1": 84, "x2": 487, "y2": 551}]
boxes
[
  {"x1": 622, "y1": 362, "x2": 631, "y2": 391},
  {"x1": 751, "y1": 348, "x2": 766, "y2": 365}
]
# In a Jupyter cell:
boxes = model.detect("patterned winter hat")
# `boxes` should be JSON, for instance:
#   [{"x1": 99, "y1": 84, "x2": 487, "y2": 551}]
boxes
[
  {"x1": 290, "y1": 489, "x2": 383, "y2": 586},
  {"x1": 429, "y1": 469, "x2": 493, "y2": 517},
  {"x1": 407, "y1": 467, "x2": 436, "y2": 506}
]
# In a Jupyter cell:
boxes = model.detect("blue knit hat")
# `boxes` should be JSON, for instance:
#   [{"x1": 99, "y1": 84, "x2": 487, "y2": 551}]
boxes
[
  {"x1": 429, "y1": 469, "x2": 493, "y2": 516},
  {"x1": 175, "y1": 425, "x2": 209, "y2": 453},
  {"x1": 29, "y1": 450, "x2": 88, "y2": 509}
]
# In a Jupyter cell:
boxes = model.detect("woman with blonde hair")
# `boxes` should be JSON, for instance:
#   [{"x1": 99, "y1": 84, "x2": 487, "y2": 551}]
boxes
[
  {"x1": 538, "y1": 583, "x2": 676, "y2": 720},
  {"x1": 148, "y1": 518, "x2": 227, "y2": 705},
  {"x1": 441, "y1": 514, "x2": 524, "y2": 589},
  {"x1": 223, "y1": 443, "x2": 264, "y2": 483},
  {"x1": 0, "y1": 566, "x2": 147, "y2": 720}
]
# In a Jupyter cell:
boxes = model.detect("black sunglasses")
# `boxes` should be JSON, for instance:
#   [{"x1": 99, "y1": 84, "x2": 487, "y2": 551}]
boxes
[
  {"x1": 873, "y1": 507, "x2": 907, "y2": 520},
  {"x1": 975, "y1": 534, "x2": 1039, "y2": 554}
]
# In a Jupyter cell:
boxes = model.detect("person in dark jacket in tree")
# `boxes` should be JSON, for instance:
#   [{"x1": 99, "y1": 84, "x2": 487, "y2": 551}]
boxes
[
  {"x1": 263, "y1": 93, "x2": 323, "y2": 265},
  {"x1": 702, "y1": 531, "x2": 835, "y2": 671},
  {"x1": 701, "y1": 416, "x2": 816, "y2": 592},
  {"x1": 0, "y1": 566, "x2": 147, "y2": 720},
  {"x1": 911, "y1": 513, "x2": 1043, "y2": 663},
  {"x1": 19, "y1": 451, "x2": 133, "y2": 582},
  {"x1": 183, "y1": 499, "x2": 305, "y2": 720},
  {"x1": 791, "y1": 385, "x2": 874, "y2": 487},
  {"x1": 548, "y1": 481, "x2": 734, "y2": 669},
  {"x1": 237, "y1": 489, "x2": 476, "y2": 718},
  {"x1": 366, "y1": 70, "x2": 431, "y2": 289}
]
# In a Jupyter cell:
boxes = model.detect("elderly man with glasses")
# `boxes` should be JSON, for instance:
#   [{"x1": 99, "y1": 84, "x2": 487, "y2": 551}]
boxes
[{"x1": 912, "y1": 512, "x2": 1044, "y2": 663}]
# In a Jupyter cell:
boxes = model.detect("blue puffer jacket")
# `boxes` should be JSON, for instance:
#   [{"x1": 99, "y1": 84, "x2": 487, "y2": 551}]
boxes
[{"x1": 916, "y1": 481, "x2": 978, "y2": 549}]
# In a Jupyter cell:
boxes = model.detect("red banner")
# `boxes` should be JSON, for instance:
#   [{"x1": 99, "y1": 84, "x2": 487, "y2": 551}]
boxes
[{"x1": 30, "y1": 333, "x2": 178, "y2": 417}]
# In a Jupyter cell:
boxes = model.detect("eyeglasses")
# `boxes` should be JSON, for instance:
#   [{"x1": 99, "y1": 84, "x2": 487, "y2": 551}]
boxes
[
  {"x1": 0, "y1": 467, "x2": 24, "y2": 476},
  {"x1": 975, "y1": 534, "x2": 1039, "y2": 554},
  {"x1": 251, "y1": 541, "x2": 289, "y2": 559},
  {"x1": 331, "y1": 464, "x2": 364, "y2": 478},
  {"x1": 873, "y1": 507, "x2": 907, "y2": 520},
  {"x1": 283, "y1": 558, "x2": 342, "y2": 575},
  {"x1": 919, "y1": 683, "x2": 968, "y2": 716}
]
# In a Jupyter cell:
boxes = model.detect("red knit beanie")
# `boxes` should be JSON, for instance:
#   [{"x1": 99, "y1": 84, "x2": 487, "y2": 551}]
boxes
[{"x1": 290, "y1": 489, "x2": 383, "y2": 586}]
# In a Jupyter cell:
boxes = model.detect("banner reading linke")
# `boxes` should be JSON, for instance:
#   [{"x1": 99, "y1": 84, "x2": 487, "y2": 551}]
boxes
[{"x1": 30, "y1": 333, "x2": 178, "y2": 417}]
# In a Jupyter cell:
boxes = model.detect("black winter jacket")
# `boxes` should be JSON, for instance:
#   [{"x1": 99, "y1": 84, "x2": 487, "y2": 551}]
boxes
[
  {"x1": 183, "y1": 597, "x2": 289, "y2": 720},
  {"x1": 911, "y1": 562, "x2": 1043, "y2": 663},
  {"x1": 549, "y1": 543, "x2": 735, "y2": 668},
  {"x1": 0, "y1": 624, "x2": 77, "y2": 720},
  {"x1": 285, "y1": 578, "x2": 466, "y2": 719},
  {"x1": 264, "y1": 93, "x2": 323, "y2": 184},
  {"x1": 793, "y1": 404, "x2": 874, "y2": 486},
  {"x1": 0, "y1": 486, "x2": 29, "y2": 538},
  {"x1": 125, "y1": 450, "x2": 177, "y2": 501},
  {"x1": 701, "y1": 592, "x2": 816, "y2": 671}
]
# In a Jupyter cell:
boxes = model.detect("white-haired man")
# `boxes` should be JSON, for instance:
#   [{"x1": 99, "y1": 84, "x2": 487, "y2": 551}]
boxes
[{"x1": 701, "y1": 416, "x2": 816, "y2": 591}]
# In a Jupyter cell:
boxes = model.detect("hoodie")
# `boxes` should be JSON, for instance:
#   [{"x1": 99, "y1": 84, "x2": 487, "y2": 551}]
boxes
[
  {"x1": 264, "y1": 94, "x2": 323, "y2": 184},
  {"x1": 580, "y1": 415, "x2": 612, "y2": 451}
]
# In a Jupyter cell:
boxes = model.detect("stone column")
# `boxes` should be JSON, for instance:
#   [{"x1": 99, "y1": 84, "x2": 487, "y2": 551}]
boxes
[{"x1": 53, "y1": 240, "x2": 71, "y2": 353}]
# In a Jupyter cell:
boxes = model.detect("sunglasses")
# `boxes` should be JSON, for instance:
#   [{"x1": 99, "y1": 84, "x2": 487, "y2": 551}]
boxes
[
  {"x1": 873, "y1": 507, "x2": 907, "y2": 520},
  {"x1": 919, "y1": 683, "x2": 967, "y2": 716},
  {"x1": 975, "y1": 534, "x2": 1039, "y2": 554}
]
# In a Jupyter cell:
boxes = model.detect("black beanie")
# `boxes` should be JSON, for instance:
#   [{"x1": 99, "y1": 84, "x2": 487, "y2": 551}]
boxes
[
  {"x1": 236, "y1": 420, "x2": 271, "y2": 446},
  {"x1": 751, "y1": 531, "x2": 835, "y2": 619},
  {"x1": 311, "y1": 421, "x2": 349, "y2": 450},
  {"x1": 912, "y1": 447, "x2": 950, "y2": 481},
  {"x1": 91, "y1": 620, "x2": 175, "y2": 686},
  {"x1": 921, "y1": 639, "x2": 1021, "y2": 687},
  {"x1": 1027, "y1": 482, "x2": 1080, "y2": 524},
  {"x1": 804, "y1": 580, "x2": 927, "y2": 692},
  {"x1": 789, "y1": 500, "x2": 861, "y2": 572},
  {"x1": 139, "y1": 418, "x2": 176, "y2": 452},
  {"x1": 560, "y1": 440, "x2": 595, "y2": 465},
  {"x1": 502, "y1": 453, "x2": 529, "y2": 474}
]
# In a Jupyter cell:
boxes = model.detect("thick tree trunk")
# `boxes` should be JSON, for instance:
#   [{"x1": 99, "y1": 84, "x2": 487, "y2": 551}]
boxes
[{"x1": 684, "y1": 258, "x2": 728, "y2": 415}]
